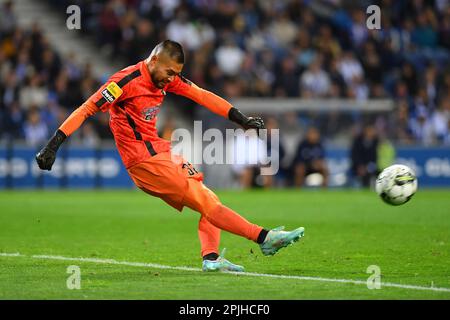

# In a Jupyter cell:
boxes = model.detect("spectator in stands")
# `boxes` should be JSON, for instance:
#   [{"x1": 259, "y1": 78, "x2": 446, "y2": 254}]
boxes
[
  {"x1": 52, "y1": 71, "x2": 82, "y2": 109},
  {"x1": 80, "y1": 122, "x2": 100, "y2": 148},
  {"x1": 327, "y1": 58, "x2": 347, "y2": 97},
  {"x1": 2, "y1": 102, "x2": 24, "y2": 140},
  {"x1": 274, "y1": 54, "x2": 299, "y2": 97},
  {"x1": 350, "y1": 75, "x2": 370, "y2": 101},
  {"x1": 338, "y1": 51, "x2": 369, "y2": 100},
  {"x1": 390, "y1": 100, "x2": 413, "y2": 144},
  {"x1": 1, "y1": 71, "x2": 20, "y2": 108},
  {"x1": 350, "y1": 9, "x2": 369, "y2": 48},
  {"x1": 293, "y1": 127, "x2": 328, "y2": 188},
  {"x1": 300, "y1": 55, "x2": 331, "y2": 97},
  {"x1": 337, "y1": 51, "x2": 364, "y2": 87},
  {"x1": 295, "y1": 29, "x2": 316, "y2": 68},
  {"x1": 430, "y1": 96, "x2": 450, "y2": 144},
  {"x1": 98, "y1": 1, "x2": 122, "y2": 54},
  {"x1": 269, "y1": 11, "x2": 297, "y2": 49},
  {"x1": 253, "y1": 49, "x2": 275, "y2": 96},
  {"x1": 411, "y1": 10, "x2": 439, "y2": 48},
  {"x1": 166, "y1": 9, "x2": 202, "y2": 51},
  {"x1": 350, "y1": 125, "x2": 379, "y2": 187},
  {"x1": 23, "y1": 107, "x2": 48, "y2": 147},
  {"x1": 423, "y1": 64, "x2": 438, "y2": 108},
  {"x1": 64, "y1": 52, "x2": 82, "y2": 81},
  {"x1": 14, "y1": 50, "x2": 31, "y2": 83},
  {"x1": 439, "y1": 9, "x2": 450, "y2": 49},
  {"x1": 400, "y1": 62, "x2": 418, "y2": 97},
  {"x1": 215, "y1": 37, "x2": 245, "y2": 76},
  {"x1": 409, "y1": 106, "x2": 435, "y2": 145},
  {"x1": 314, "y1": 25, "x2": 341, "y2": 61},
  {"x1": 128, "y1": 19, "x2": 158, "y2": 63},
  {"x1": 94, "y1": 112, "x2": 113, "y2": 140},
  {"x1": 445, "y1": 119, "x2": 450, "y2": 146},
  {"x1": 0, "y1": 1, "x2": 17, "y2": 36},
  {"x1": 361, "y1": 41, "x2": 383, "y2": 86},
  {"x1": 19, "y1": 73, "x2": 48, "y2": 110},
  {"x1": 39, "y1": 48, "x2": 61, "y2": 85}
]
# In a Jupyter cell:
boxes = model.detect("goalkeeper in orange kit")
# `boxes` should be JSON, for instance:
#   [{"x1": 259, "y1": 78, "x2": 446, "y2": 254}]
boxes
[{"x1": 35, "y1": 40, "x2": 304, "y2": 272}]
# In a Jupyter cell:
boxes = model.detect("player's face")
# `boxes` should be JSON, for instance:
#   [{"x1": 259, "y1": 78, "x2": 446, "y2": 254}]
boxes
[{"x1": 149, "y1": 54, "x2": 183, "y2": 89}]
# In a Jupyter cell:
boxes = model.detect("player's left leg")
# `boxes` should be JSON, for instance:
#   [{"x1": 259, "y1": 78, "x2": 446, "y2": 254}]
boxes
[
  {"x1": 198, "y1": 216, "x2": 221, "y2": 259},
  {"x1": 198, "y1": 217, "x2": 245, "y2": 272},
  {"x1": 182, "y1": 178, "x2": 305, "y2": 263}
]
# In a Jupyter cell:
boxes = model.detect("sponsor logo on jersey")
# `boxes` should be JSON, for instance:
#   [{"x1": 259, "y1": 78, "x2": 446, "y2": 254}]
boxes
[
  {"x1": 142, "y1": 106, "x2": 160, "y2": 121},
  {"x1": 101, "y1": 82, "x2": 123, "y2": 103}
]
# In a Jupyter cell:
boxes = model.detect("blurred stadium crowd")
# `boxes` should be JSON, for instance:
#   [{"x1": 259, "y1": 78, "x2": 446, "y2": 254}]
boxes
[
  {"x1": 1, "y1": 0, "x2": 449, "y2": 150},
  {"x1": 0, "y1": 1, "x2": 110, "y2": 147}
]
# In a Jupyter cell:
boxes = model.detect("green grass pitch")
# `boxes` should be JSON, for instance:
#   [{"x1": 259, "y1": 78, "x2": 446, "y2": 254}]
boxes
[{"x1": 0, "y1": 189, "x2": 449, "y2": 299}]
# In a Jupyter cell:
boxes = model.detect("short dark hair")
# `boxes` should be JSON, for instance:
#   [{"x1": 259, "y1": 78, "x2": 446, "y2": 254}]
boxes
[{"x1": 154, "y1": 40, "x2": 185, "y2": 64}]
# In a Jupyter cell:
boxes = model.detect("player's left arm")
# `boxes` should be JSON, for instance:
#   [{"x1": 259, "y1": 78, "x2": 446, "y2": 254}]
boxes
[{"x1": 168, "y1": 75, "x2": 265, "y2": 132}]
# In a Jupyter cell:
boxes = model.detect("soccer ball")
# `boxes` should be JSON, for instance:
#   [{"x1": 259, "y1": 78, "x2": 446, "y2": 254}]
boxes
[{"x1": 375, "y1": 164, "x2": 418, "y2": 206}]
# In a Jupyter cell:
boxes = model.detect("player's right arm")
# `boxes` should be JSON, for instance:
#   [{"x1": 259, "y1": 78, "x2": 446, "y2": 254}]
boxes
[
  {"x1": 36, "y1": 74, "x2": 126, "y2": 171},
  {"x1": 35, "y1": 101, "x2": 99, "y2": 170}
]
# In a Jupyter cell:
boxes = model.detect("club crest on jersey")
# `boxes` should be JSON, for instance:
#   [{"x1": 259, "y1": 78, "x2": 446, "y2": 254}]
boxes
[
  {"x1": 101, "y1": 82, "x2": 123, "y2": 103},
  {"x1": 142, "y1": 106, "x2": 160, "y2": 121}
]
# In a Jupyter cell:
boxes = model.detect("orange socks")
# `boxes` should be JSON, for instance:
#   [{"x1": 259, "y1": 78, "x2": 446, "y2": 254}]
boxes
[{"x1": 205, "y1": 204, "x2": 263, "y2": 242}]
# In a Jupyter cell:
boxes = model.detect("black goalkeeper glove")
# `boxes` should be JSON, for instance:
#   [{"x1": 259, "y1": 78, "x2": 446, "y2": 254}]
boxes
[
  {"x1": 35, "y1": 129, "x2": 67, "y2": 171},
  {"x1": 228, "y1": 107, "x2": 265, "y2": 134}
]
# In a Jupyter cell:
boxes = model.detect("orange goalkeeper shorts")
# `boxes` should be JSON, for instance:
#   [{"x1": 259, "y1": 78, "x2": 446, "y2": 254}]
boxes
[{"x1": 127, "y1": 152, "x2": 204, "y2": 211}]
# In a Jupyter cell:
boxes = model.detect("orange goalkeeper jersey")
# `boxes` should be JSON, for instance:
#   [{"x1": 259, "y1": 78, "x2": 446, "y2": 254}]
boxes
[{"x1": 59, "y1": 61, "x2": 233, "y2": 169}]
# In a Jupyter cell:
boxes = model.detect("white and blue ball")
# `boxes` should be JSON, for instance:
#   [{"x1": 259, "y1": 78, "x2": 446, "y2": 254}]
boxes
[{"x1": 375, "y1": 164, "x2": 418, "y2": 206}]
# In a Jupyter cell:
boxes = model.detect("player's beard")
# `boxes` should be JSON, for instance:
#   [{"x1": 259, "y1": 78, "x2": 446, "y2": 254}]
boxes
[{"x1": 150, "y1": 72, "x2": 167, "y2": 89}]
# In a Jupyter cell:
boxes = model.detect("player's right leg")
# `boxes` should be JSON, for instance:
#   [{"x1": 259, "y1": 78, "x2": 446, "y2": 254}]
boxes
[
  {"x1": 182, "y1": 178, "x2": 265, "y2": 243},
  {"x1": 182, "y1": 178, "x2": 305, "y2": 258},
  {"x1": 259, "y1": 226, "x2": 305, "y2": 256}
]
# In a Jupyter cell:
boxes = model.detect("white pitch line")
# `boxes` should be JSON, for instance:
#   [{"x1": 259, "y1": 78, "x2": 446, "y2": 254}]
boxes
[
  {"x1": 31, "y1": 254, "x2": 200, "y2": 272},
  {"x1": 1, "y1": 252, "x2": 450, "y2": 293},
  {"x1": 0, "y1": 252, "x2": 21, "y2": 257}
]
